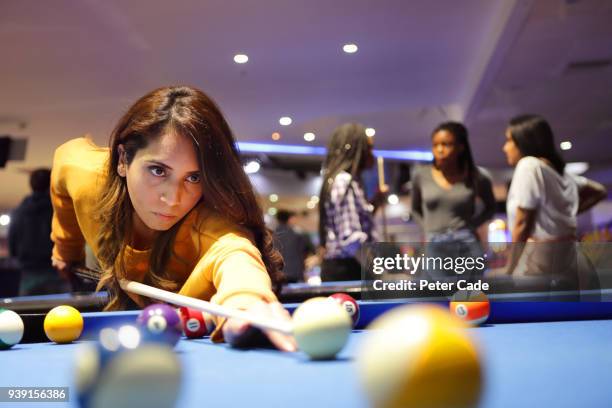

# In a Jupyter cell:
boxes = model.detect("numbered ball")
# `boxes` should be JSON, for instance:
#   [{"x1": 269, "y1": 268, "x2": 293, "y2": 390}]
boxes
[
  {"x1": 75, "y1": 325, "x2": 181, "y2": 408},
  {"x1": 0, "y1": 309, "x2": 24, "y2": 349},
  {"x1": 44, "y1": 305, "x2": 84, "y2": 344},
  {"x1": 450, "y1": 290, "x2": 490, "y2": 326},
  {"x1": 328, "y1": 293, "x2": 360, "y2": 327},
  {"x1": 178, "y1": 307, "x2": 216, "y2": 339},
  {"x1": 357, "y1": 305, "x2": 482, "y2": 408},
  {"x1": 136, "y1": 304, "x2": 182, "y2": 347},
  {"x1": 293, "y1": 297, "x2": 351, "y2": 360}
]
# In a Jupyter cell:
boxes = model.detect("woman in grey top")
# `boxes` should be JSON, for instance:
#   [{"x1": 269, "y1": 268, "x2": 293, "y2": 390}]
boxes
[{"x1": 411, "y1": 122, "x2": 496, "y2": 279}]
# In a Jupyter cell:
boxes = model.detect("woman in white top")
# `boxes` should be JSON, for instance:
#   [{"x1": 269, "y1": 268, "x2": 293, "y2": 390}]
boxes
[{"x1": 503, "y1": 114, "x2": 606, "y2": 286}]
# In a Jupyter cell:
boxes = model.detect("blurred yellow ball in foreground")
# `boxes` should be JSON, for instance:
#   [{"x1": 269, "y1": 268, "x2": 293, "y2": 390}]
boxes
[{"x1": 356, "y1": 305, "x2": 482, "y2": 408}]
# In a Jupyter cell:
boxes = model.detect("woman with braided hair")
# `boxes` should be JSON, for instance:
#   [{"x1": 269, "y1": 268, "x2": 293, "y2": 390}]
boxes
[{"x1": 318, "y1": 123, "x2": 387, "y2": 281}]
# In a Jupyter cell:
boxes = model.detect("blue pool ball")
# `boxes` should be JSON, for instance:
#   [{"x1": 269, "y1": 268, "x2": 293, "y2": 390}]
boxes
[
  {"x1": 136, "y1": 304, "x2": 182, "y2": 347},
  {"x1": 75, "y1": 325, "x2": 181, "y2": 408}
]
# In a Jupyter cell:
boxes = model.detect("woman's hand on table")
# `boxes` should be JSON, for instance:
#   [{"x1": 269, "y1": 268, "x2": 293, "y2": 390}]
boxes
[{"x1": 222, "y1": 301, "x2": 297, "y2": 352}]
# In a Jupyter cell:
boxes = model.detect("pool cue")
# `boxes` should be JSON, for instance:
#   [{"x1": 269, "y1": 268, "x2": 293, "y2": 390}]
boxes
[
  {"x1": 72, "y1": 265, "x2": 293, "y2": 334},
  {"x1": 71, "y1": 266, "x2": 292, "y2": 334},
  {"x1": 72, "y1": 265, "x2": 101, "y2": 282},
  {"x1": 119, "y1": 279, "x2": 293, "y2": 335},
  {"x1": 71, "y1": 266, "x2": 292, "y2": 335},
  {"x1": 377, "y1": 156, "x2": 389, "y2": 241}
]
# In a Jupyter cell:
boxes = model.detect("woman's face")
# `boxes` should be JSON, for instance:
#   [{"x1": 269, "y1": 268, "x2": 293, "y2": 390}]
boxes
[
  {"x1": 118, "y1": 132, "x2": 203, "y2": 235},
  {"x1": 432, "y1": 130, "x2": 462, "y2": 168},
  {"x1": 503, "y1": 129, "x2": 523, "y2": 167}
]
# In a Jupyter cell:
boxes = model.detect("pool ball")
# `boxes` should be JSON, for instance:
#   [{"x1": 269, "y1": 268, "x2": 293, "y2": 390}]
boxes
[
  {"x1": 178, "y1": 307, "x2": 216, "y2": 339},
  {"x1": 75, "y1": 325, "x2": 182, "y2": 408},
  {"x1": 328, "y1": 293, "x2": 360, "y2": 327},
  {"x1": 450, "y1": 289, "x2": 490, "y2": 326},
  {"x1": 356, "y1": 305, "x2": 482, "y2": 408},
  {"x1": 136, "y1": 303, "x2": 182, "y2": 347},
  {"x1": 44, "y1": 305, "x2": 84, "y2": 344},
  {"x1": 0, "y1": 309, "x2": 24, "y2": 350},
  {"x1": 292, "y1": 297, "x2": 351, "y2": 360}
]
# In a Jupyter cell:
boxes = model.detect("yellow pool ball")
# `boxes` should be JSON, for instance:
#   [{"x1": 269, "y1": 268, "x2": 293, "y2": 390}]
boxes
[
  {"x1": 356, "y1": 304, "x2": 482, "y2": 408},
  {"x1": 44, "y1": 305, "x2": 84, "y2": 344}
]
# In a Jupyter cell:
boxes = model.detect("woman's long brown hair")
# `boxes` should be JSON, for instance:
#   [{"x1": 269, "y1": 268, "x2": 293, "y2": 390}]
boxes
[{"x1": 96, "y1": 86, "x2": 284, "y2": 310}]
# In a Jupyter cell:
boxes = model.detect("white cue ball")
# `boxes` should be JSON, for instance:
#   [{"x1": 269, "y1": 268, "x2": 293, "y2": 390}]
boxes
[
  {"x1": 292, "y1": 297, "x2": 352, "y2": 360},
  {"x1": 0, "y1": 309, "x2": 24, "y2": 349}
]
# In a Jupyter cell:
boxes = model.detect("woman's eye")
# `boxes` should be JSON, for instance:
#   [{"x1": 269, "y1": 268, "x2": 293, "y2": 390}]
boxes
[
  {"x1": 149, "y1": 166, "x2": 166, "y2": 177},
  {"x1": 186, "y1": 174, "x2": 201, "y2": 183}
]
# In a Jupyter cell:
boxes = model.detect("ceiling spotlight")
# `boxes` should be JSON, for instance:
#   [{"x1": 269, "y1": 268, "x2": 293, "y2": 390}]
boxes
[
  {"x1": 233, "y1": 54, "x2": 249, "y2": 64},
  {"x1": 387, "y1": 194, "x2": 399, "y2": 205},
  {"x1": 268, "y1": 207, "x2": 278, "y2": 216},
  {"x1": 279, "y1": 116, "x2": 292, "y2": 126},
  {"x1": 343, "y1": 43, "x2": 358, "y2": 54},
  {"x1": 271, "y1": 132, "x2": 281, "y2": 141},
  {"x1": 306, "y1": 201, "x2": 316, "y2": 209},
  {"x1": 365, "y1": 128, "x2": 376, "y2": 137},
  {"x1": 0, "y1": 214, "x2": 10, "y2": 226},
  {"x1": 310, "y1": 195, "x2": 319, "y2": 204},
  {"x1": 269, "y1": 194, "x2": 278, "y2": 202},
  {"x1": 304, "y1": 132, "x2": 316, "y2": 142},
  {"x1": 560, "y1": 141, "x2": 572, "y2": 151},
  {"x1": 244, "y1": 161, "x2": 261, "y2": 174}
]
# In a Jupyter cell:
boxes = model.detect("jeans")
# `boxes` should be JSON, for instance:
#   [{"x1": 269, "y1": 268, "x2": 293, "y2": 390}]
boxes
[{"x1": 424, "y1": 229, "x2": 484, "y2": 282}]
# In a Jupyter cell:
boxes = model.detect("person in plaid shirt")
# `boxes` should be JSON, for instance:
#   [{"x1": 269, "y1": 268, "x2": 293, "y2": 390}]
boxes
[{"x1": 318, "y1": 123, "x2": 387, "y2": 281}]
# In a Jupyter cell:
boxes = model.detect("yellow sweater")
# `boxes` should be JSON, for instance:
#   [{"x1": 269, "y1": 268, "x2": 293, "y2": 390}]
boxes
[{"x1": 50, "y1": 137, "x2": 277, "y2": 340}]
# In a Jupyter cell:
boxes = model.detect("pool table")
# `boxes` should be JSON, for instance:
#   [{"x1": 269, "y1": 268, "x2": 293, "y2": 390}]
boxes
[{"x1": 1, "y1": 298, "x2": 612, "y2": 408}]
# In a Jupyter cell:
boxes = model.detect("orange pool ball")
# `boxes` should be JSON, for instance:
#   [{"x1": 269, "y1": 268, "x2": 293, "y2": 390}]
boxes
[
  {"x1": 44, "y1": 305, "x2": 84, "y2": 344},
  {"x1": 450, "y1": 290, "x2": 490, "y2": 326}
]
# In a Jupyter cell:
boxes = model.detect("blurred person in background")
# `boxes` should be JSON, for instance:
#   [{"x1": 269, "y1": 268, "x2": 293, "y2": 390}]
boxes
[
  {"x1": 411, "y1": 122, "x2": 496, "y2": 280},
  {"x1": 503, "y1": 114, "x2": 606, "y2": 288},
  {"x1": 318, "y1": 123, "x2": 387, "y2": 281},
  {"x1": 273, "y1": 209, "x2": 314, "y2": 283},
  {"x1": 9, "y1": 168, "x2": 68, "y2": 295}
]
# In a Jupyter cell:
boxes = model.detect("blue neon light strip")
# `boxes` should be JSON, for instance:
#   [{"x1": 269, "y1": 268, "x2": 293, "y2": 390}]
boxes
[
  {"x1": 237, "y1": 142, "x2": 327, "y2": 156},
  {"x1": 237, "y1": 142, "x2": 433, "y2": 162},
  {"x1": 374, "y1": 149, "x2": 433, "y2": 161}
]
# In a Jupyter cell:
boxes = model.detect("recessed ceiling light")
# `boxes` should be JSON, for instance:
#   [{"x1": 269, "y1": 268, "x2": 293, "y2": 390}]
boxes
[
  {"x1": 387, "y1": 194, "x2": 399, "y2": 205},
  {"x1": 233, "y1": 54, "x2": 249, "y2": 64},
  {"x1": 268, "y1": 207, "x2": 277, "y2": 216},
  {"x1": 304, "y1": 132, "x2": 316, "y2": 142},
  {"x1": 271, "y1": 132, "x2": 281, "y2": 141},
  {"x1": 560, "y1": 141, "x2": 572, "y2": 151},
  {"x1": 343, "y1": 43, "x2": 358, "y2": 54},
  {"x1": 244, "y1": 161, "x2": 260, "y2": 174},
  {"x1": 306, "y1": 201, "x2": 316, "y2": 209},
  {"x1": 279, "y1": 116, "x2": 292, "y2": 126},
  {"x1": 310, "y1": 195, "x2": 319, "y2": 203},
  {"x1": 269, "y1": 194, "x2": 278, "y2": 202},
  {"x1": 0, "y1": 214, "x2": 10, "y2": 226},
  {"x1": 365, "y1": 128, "x2": 376, "y2": 137}
]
